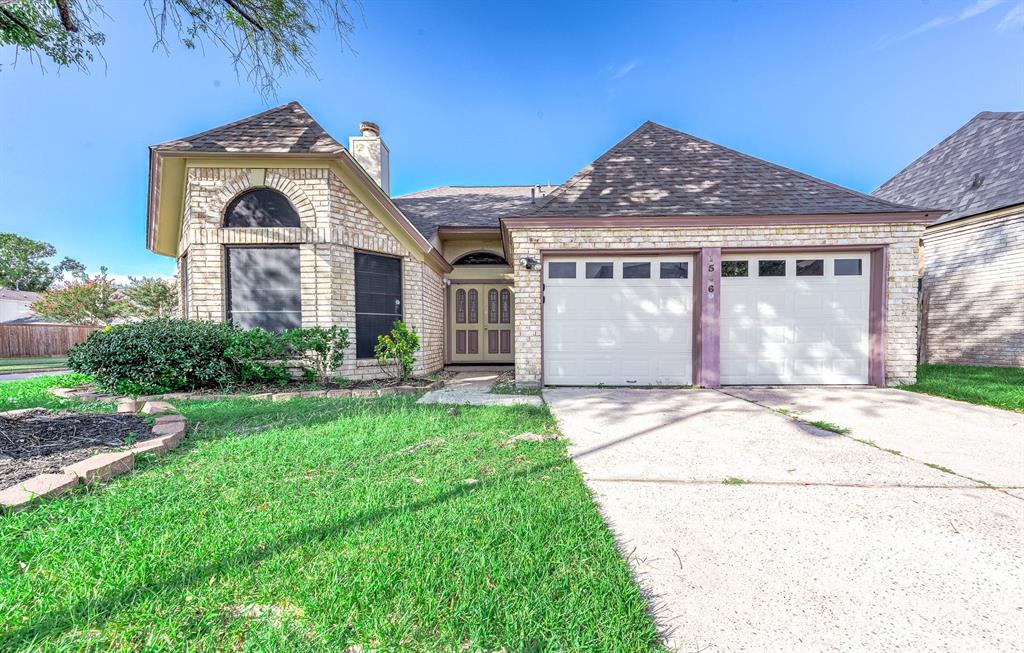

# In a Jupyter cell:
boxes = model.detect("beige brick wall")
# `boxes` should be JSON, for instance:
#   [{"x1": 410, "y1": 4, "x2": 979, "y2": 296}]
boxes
[
  {"x1": 508, "y1": 222, "x2": 925, "y2": 386},
  {"x1": 176, "y1": 166, "x2": 444, "y2": 380},
  {"x1": 921, "y1": 207, "x2": 1024, "y2": 367}
]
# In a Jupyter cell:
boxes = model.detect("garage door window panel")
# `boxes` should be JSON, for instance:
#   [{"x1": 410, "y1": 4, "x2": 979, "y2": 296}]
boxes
[
  {"x1": 660, "y1": 262, "x2": 688, "y2": 279},
  {"x1": 835, "y1": 259, "x2": 863, "y2": 276},
  {"x1": 586, "y1": 262, "x2": 614, "y2": 279},
  {"x1": 722, "y1": 261, "x2": 748, "y2": 277},
  {"x1": 796, "y1": 259, "x2": 824, "y2": 277},
  {"x1": 548, "y1": 262, "x2": 576, "y2": 279},
  {"x1": 622, "y1": 262, "x2": 651, "y2": 279},
  {"x1": 758, "y1": 260, "x2": 786, "y2": 277}
]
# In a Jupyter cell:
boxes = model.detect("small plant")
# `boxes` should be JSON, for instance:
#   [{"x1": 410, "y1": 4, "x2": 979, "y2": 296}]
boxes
[
  {"x1": 282, "y1": 326, "x2": 351, "y2": 384},
  {"x1": 807, "y1": 420, "x2": 851, "y2": 435},
  {"x1": 374, "y1": 321, "x2": 420, "y2": 382},
  {"x1": 722, "y1": 477, "x2": 746, "y2": 485}
]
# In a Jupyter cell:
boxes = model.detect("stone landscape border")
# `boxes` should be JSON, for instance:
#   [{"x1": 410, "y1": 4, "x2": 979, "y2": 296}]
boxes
[
  {"x1": 48, "y1": 380, "x2": 445, "y2": 404},
  {"x1": 0, "y1": 400, "x2": 187, "y2": 514}
]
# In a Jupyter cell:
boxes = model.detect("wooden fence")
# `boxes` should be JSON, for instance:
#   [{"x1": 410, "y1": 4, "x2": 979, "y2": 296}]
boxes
[{"x1": 0, "y1": 324, "x2": 100, "y2": 358}]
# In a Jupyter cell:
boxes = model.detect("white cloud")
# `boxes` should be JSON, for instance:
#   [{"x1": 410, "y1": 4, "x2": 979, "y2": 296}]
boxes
[
  {"x1": 879, "y1": 0, "x2": 1004, "y2": 47},
  {"x1": 997, "y1": 2, "x2": 1024, "y2": 31},
  {"x1": 607, "y1": 60, "x2": 639, "y2": 80}
]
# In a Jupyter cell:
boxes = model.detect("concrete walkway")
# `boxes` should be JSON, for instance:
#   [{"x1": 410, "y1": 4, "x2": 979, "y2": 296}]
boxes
[
  {"x1": 417, "y1": 370, "x2": 543, "y2": 406},
  {"x1": 546, "y1": 387, "x2": 1024, "y2": 652},
  {"x1": 0, "y1": 370, "x2": 70, "y2": 381}
]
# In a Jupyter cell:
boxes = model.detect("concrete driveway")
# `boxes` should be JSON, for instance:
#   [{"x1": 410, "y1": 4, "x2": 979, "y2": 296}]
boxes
[{"x1": 545, "y1": 387, "x2": 1024, "y2": 652}]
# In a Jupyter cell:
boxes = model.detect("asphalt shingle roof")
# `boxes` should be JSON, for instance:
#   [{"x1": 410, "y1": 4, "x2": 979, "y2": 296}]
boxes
[
  {"x1": 393, "y1": 186, "x2": 552, "y2": 239},
  {"x1": 155, "y1": 101, "x2": 346, "y2": 154},
  {"x1": 528, "y1": 121, "x2": 922, "y2": 218},
  {"x1": 874, "y1": 111, "x2": 1024, "y2": 226}
]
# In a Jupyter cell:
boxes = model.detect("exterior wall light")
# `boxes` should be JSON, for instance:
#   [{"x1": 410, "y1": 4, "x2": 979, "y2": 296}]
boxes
[{"x1": 519, "y1": 256, "x2": 539, "y2": 270}]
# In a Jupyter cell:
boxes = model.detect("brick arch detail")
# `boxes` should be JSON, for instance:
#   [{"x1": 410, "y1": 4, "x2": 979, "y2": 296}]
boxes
[{"x1": 213, "y1": 170, "x2": 317, "y2": 227}]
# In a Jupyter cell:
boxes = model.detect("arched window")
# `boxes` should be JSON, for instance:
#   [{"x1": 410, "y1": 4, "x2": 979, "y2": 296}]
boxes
[
  {"x1": 452, "y1": 252, "x2": 508, "y2": 266},
  {"x1": 455, "y1": 289, "x2": 466, "y2": 324},
  {"x1": 468, "y1": 289, "x2": 479, "y2": 323},
  {"x1": 224, "y1": 189, "x2": 301, "y2": 228},
  {"x1": 500, "y1": 289, "x2": 511, "y2": 324},
  {"x1": 488, "y1": 289, "x2": 499, "y2": 323}
]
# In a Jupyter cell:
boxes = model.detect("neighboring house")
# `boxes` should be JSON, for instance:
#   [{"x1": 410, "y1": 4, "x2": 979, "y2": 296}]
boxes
[
  {"x1": 0, "y1": 289, "x2": 42, "y2": 323},
  {"x1": 147, "y1": 102, "x2": 941, "y2": 386},
  {"x1": 875, "y1": 111, "x2": 1023, "y2": 368}
]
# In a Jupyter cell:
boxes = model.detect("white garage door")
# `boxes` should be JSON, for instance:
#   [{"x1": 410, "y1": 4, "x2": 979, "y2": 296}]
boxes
[
  {"x1": 720, "y1": 253, "x2": 870, "y2": 384},
  {"x1": 544, "y1": 256, "x2": 693, "y2": 385}
]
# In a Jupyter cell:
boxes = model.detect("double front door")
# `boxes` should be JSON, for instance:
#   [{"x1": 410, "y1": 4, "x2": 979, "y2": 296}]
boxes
[{"x1": 451, "y1": 283, "x2": 514, "y2": 363}]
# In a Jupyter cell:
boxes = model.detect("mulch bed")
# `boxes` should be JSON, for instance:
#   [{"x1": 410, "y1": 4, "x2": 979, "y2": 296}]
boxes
[{"x1": 0, "y1": 410, "x2": 154, "y2": 489}]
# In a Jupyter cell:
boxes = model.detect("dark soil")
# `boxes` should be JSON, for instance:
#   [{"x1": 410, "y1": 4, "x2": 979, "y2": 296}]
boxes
[{"x1": 0, "y1": 410, "x2": 154, "y2": 489}]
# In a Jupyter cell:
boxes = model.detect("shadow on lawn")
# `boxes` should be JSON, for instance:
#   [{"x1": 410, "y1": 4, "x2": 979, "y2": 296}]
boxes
[{"x1": 1, "y1": 410, "x2": 564, "y2": 649}]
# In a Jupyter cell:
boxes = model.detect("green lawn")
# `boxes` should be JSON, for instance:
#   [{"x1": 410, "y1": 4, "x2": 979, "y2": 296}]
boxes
[
  {"x1": 0, "y1": 357, "x2": 68, "y2": 373},
  {"x1": 0, "y1": 389, "x2": 659, "y2": 652},
  {"x1": 902, "y1": 364, "x2": 1024, "y2": 412},
  {"x1": 0, "y1": 372, "x2": 106, "y2": 411}
]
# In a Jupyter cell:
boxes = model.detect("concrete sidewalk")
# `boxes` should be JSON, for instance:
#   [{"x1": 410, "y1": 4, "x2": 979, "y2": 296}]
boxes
[
  {"x1": 417, "y1": 370, "x2": 543, "y2": 406},
  {"x1": 546, "y1": 387, "x2": 1024, "y2": 652}
]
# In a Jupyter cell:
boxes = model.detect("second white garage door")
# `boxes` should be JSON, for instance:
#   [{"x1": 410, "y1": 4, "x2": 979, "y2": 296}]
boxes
[
  {"x1": 720, "y1": 252, "x2": 871, "y2": 384},
  {"x1": 544, "y1": 256, "x2": 693, "y2": 386}
]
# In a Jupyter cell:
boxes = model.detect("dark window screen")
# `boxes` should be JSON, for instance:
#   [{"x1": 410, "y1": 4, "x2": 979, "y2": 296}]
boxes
[
  {"x1": 586, "y1": 262, "x2": 613, "y2": 279},
  {"x1": 355, "y1": 252, "x2": 402, "y2": 358},
  {"x1": 835, "y1": 259, "x2": 863, "y2": 276},
  {"x1": 224, "y1": 189, "x2": 301, "y2": 227},
  {"x1": 226, "y1": 247, "x2": 301, "y2": 333},
  {"x1": 623, "y1": 262, "x2": 651, "y2": 279},
  {"x1": 796, "y1": 259, "x2": 824, "y2": 276},
  {"x1": 758, "y1": 260, "x2": 786, "y2": 277},
  {"x1": 660, "y1": 262, "x2": 688, "y2": 279}
]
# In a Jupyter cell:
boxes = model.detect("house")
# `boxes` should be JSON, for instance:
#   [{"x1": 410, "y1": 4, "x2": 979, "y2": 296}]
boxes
[
  {"x1": 147, "y1": 102, "x2": 942, "y2": 387},
  {"x1": 0, "y1": 289, "x2": 42, "y2": 323},
  {"x1": 874, "y1": 111, "x2": 1023, "y2": 368}
]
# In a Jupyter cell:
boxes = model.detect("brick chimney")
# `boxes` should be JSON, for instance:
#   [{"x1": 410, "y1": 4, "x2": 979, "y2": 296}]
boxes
[{"x1": 349, "y1": 121, "x2": 390, "y2": 194}]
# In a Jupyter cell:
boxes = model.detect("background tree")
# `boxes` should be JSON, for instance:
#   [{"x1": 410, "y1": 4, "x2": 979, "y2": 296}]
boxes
[
  {"x1": 0, "y1": 0, "x2": 358, "y2": 97},
  {"x1": 119, "y1": 276, "x2": 179, "y2": 319},
  {"x1": 31, "y1": 267, "x2": 120, "y2": 325},
  {"x1": 0, "y1": 232, "x2": 85, "y2": 291}
]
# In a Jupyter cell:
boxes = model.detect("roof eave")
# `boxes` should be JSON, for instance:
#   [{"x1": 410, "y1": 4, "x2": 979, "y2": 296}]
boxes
[{"x1": 501, "y1": 211, "x2": 944, "y2": 229}]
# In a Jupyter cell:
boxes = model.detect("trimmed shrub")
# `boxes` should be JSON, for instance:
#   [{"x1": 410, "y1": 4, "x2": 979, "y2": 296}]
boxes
[
  {"x1": 374, "y1": 321, "x2": 419, "y2": 382},
  {"x1": 68, "y1": 319, "x2": 290, "y2": 395},
  {"x1": 282, "y1": 326, "x2": 350, "y2": 384}
]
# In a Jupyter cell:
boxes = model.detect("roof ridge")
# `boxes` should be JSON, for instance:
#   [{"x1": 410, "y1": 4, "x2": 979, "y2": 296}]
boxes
[
  {"x1": 155, "y1": 101, "x2": 301, "y2": 149},
  {"x1": 975, "y1": 111, "x2": 1024, "y2": 121},
  {"x1": 530, "y1": 121, "x2": 658, "y2": 214},
  {"x1": 644, "y1": 121, "x2": 920, "y2": 212}
]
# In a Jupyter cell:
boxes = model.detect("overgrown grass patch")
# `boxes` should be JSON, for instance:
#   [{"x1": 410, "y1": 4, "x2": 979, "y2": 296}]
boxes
[
  {"x1": 806, "y1": 419, "x2": 851, "y2": 435},
  {"x1": 0, "y1": 395, "x2": 660, "y2": 652},
  {"x1": 902, "y1": 364, "x2": 1024, "y2": 412}
]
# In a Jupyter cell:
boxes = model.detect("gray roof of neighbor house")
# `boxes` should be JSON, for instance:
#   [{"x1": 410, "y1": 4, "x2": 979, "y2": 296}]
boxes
[
  {"x1": 874, "y1": 111, "x2": 1024, "y2": 226},
  {"x1": 393, "y1": 186, "x2": 552, "y2": 239},
  {"x1": 0, "y1": 289, "x2": 41, "y2": 302},
  {"x1": 526, "y1": 121, "x2": 924, "y2": 218},
  {"x1": 154, "y1": 101, "x2": 346, "y2": 154}
]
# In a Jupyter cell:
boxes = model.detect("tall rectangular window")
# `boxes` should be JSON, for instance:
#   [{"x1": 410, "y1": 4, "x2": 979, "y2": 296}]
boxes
[
  {"x1": 226, "y1": 247, "x2": 301, "y2": 332},
  {"x1": 355, "y1": 252, "x2": 402, "y2": 358}
]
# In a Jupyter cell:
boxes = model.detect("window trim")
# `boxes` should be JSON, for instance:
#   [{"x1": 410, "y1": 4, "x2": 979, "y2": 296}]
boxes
[{"x1": 354, "y1": 250, "x2": 404, "y2": 360}]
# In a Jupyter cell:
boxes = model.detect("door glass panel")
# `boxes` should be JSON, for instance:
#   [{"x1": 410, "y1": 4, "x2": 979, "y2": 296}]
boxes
[
  {"x1": 488, "y1": 289, "x2": 498, "y2": 323},
  {"x1": 586, "y1": 262, "x2": 613, "y2": 279},
  {"x1": 499, "y1": 289, "x2": 511, "y2": 323},
  {"x1": 455, "y1": 289, "x2": 466, "y2": 323},
  {"x1": 722, "y1": 260, "x2": 748, "y2": 277},
  {"x1": 758, "y1": 260, "x2": 786, "y2": 277},
  {"x1": 834, "y1": 259, "x2": 863, "y2": 276},
  {"x1": 796, "y1": 259, "x2": 824, "y2": 276},
  {"x1": 548, "y1": 262, "x2": 576, "y2": 279},
  {"x1": 468, "y1": 289, "x2": 478, "y2": 323},
  {"x1": 622, "y1": 262, "x2": 651, "y2": 279},
  {"x1": 660, "y1": 262, "x2": 688, "y2": 279}
]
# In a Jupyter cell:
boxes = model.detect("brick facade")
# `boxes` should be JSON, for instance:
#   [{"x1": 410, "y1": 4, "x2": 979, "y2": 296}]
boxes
[
  {"x1": 921, "y1": 207, "x2": 1024, "y2": 367},
  {"x1": 507, "y1": 222, "x2": 925, "y2": 386},
  {"x1": 176, "y1": 166, "x2": 445, "y2": 380}
]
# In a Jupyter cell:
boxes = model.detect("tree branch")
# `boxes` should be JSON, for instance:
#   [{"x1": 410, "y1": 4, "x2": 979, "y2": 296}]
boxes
[
  {"x1": 55, "y1": 0, "x2": 78, "y2": 32},
  {"x1": 0, "y1": 6, "x2": 45, "y2": 40},
  {"x1": 222, "y1": 0, "x2": 264, "y2": 31}
]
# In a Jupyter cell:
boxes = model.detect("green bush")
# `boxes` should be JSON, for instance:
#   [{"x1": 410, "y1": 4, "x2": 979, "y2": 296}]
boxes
[
  {"x1": 282, "y1": 325, "x2": 350, "y2": 384},
  {"x1": 68, "y1": 319, "x2": 291, "y2": 395},
  {"x1": 374, "y1": 321, "x2": 420, "y2": 382}
]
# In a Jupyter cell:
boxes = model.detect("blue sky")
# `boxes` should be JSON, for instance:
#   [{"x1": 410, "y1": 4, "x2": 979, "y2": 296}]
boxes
[{"x1": 1, "y1": 0, "x2": 1022, "y2": 279}]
